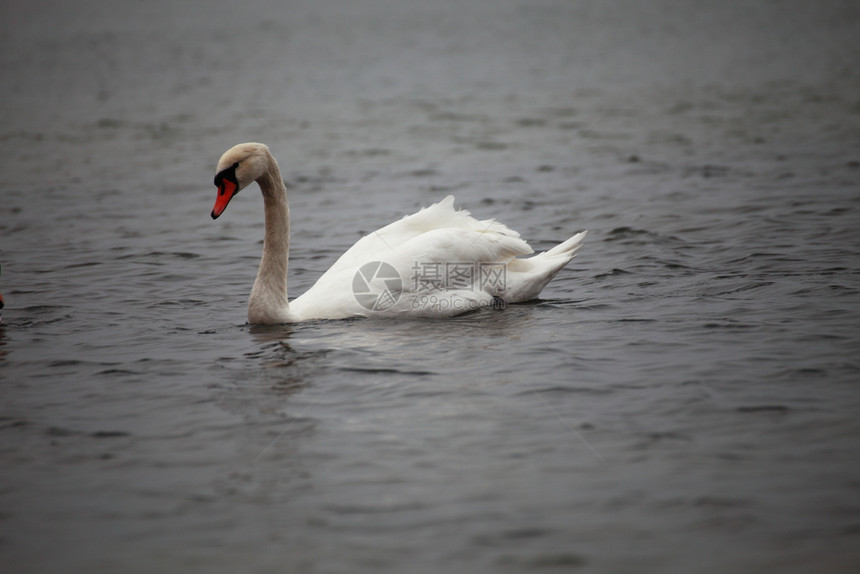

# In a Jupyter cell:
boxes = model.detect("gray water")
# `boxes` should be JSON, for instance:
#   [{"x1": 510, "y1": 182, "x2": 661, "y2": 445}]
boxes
[{"x1": 2, "y1": 0, "x2": 860, "y2": 572}]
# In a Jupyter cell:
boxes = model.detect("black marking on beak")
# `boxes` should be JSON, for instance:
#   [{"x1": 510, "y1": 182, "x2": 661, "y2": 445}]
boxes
[{"x1": 214, "y1": 162, "x2": 240, "y2": 191}]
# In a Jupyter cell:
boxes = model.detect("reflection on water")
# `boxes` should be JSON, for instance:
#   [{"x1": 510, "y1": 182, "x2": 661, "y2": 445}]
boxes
[{"x1": 0, "y1": 324, "x2": 7, "y2": 362}]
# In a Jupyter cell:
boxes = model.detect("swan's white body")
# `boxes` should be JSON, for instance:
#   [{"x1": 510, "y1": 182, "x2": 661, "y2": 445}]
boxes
[{"x1": 211, "y1": 143, "x2": 586, "y2": 323}]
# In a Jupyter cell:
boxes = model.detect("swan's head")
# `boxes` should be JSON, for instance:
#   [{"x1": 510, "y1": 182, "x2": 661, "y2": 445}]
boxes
[{"x1": 211, "y1": 142, "x2": 273, "y2": 219}]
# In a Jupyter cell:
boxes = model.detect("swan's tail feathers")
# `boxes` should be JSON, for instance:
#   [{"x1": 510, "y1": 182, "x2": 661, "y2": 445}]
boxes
[
  {"x1": 504, "y1": 231, "x2": 587, "y2": 303},
  {"x1": 541, "y1": 231, "x2": 588, "y2": 260}
]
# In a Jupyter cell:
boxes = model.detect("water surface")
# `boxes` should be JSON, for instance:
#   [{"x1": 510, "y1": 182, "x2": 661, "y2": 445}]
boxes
[{"x1": 2, "y1": 1, "x2": 860, "y2": 572}]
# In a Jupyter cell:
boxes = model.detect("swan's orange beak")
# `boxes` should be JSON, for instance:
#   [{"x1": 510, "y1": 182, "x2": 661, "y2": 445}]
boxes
[{"x1": 211, "y1": 179, "x2": 237, "y2": 219}]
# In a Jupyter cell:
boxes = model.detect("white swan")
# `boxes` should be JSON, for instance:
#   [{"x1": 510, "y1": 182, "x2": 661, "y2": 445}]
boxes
[{"x1": 211, "y1": 143, "x2": 586, "y2": 323}]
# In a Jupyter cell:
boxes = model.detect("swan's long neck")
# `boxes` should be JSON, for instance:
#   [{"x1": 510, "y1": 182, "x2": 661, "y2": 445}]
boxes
[{"x1": 248, "y1": 152, "x2": 291, "y2": 323}]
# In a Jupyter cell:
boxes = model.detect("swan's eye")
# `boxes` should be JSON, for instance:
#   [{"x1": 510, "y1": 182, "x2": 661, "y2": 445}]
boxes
[{"x1": 214, "y1": 162, "x2": 240, "y2": 188}]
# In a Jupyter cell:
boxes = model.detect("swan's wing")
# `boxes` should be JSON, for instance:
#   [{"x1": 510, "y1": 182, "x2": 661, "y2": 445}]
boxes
[
  {"x1": 395, "y1": 226, "x2": 532, "y2": 268},
  {"x1": 290, "y1": 225, "x2": 534, "y2": 320},
  {"x1": 317, "y1": 195, "x2": 524, "y2": 280},
  {"x1": 289, "y1": 195, "x2": 545, "y2": 320}
]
